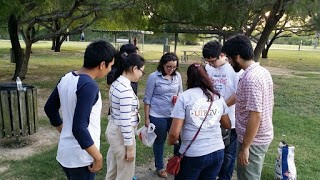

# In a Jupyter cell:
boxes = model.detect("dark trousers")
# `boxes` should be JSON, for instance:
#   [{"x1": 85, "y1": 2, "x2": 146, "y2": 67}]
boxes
[
  {"x1": 61, "y1": 164, "x2": 95, "y2": 180},
  {"x1": 150, "y1": 116, "x2": 172, "y2": 170},
  {"x1": 218, "y1": 129, "x2": 237, "y2": 180},
  {"x1": 175, "y1": 149, "x2": 224, "y2": 180}
]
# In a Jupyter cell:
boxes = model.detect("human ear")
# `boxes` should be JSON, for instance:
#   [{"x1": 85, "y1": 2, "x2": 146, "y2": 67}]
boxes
[
  {"x1": 99, "y1": 61, "x2": 105, "y2": 69},
  {"x1": 133, "y1": 65, "x2": 138, "y2": 70},
  {"x1": 235, "y1": 55, "x2": 241, "y2": 62}
]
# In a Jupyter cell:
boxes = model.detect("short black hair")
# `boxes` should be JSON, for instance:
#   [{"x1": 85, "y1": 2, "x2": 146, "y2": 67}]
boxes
[
  {"x1": 202, "y1": 40, "x2": 222, "y2": 59},
  {"x1": 84, "y1": 40, "x2": 116, "y2": 68},
  {"x1": 221, "y1": 34, "x2": 254, "y2": 61},
  {"x1": 157, "y1": 52, "x2": 179, "y2": 76}
]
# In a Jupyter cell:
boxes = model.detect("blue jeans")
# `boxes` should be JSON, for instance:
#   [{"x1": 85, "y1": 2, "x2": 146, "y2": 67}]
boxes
[
  {"x1": 150, "y1": 116, "x2": 172, "y2": 170},
  {"x1": 218, "y1": 129, "x2": 237, "y2": 180},
  {"x1": 61, "y1": 164, "x2": 95, "y2": 180},
  {"x1": 175, "y1": 149, "x2": 224, "y2": 180}
]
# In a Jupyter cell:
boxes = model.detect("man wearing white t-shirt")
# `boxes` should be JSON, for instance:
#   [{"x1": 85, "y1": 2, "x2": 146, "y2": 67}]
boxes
[
  {"x1": 203, "y1": 40, "x2": 242, "y2": 180},
  {"x1": 45, "y1": 40, "x2": 116, "y2": 179}
]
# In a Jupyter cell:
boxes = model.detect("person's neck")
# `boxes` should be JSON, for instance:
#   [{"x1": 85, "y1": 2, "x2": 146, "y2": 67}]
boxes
[
  {"x1": 242, "y1": 60, "x2": 255, "y2": 70},
  {"x1": 217, "y1": 59, "x2": 227, "y2": 67},
  {"x1": 122, "y1": 72, "x2": 134, "y2": 82},
  {"x1": 76, "y1": 67, "x2": 96, "y2": 79}
]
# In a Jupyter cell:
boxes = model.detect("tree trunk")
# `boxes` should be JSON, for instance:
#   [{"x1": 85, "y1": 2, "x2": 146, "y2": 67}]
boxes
[
  {"x1": 19, "y1": 43, "x2": 32, "y2": 79},
  {"x1": 262, "y1": 31, "x2": 279, "y2": 59},
  {"x1": 254, "y1": 19, "x2": 278, "y2": 61},
  {"x1": 54, "y1": 35, "x2": 68, "y2": 52},
  {"x1": 8, "y1": 14, "x2": 23, "y2": 81},
  {"x1": 54, "y1": 36, "x2": 61, "y2": 52},
  {"x1": 253, "y1": 0, "x2": 287, "y2": 61},
  {"x1": 51, "y1": 38, "x2": 56, "y2": 50},
  {"x1": 174, "y1": 33, "x2": 178, "y2": 54},
  {"x1": 262, "y1": 48, "x2": 269, "y2": 58}
]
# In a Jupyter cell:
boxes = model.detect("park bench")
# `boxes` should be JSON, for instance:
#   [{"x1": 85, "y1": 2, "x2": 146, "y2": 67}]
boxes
[{"x1": 181, "y1": 50, "x2": 202, "y2": 62}]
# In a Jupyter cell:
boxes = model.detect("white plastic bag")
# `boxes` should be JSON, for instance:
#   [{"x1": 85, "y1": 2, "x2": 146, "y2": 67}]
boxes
[
  {"x1": 136, "y1": 123, "x2": 157, "y2": 147},
  {"x1": 275, "y1": 141, "x2": 297, "y2": 180}
]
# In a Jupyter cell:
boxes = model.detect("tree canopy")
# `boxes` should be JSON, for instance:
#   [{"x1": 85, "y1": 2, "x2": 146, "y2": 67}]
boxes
[
  {"x1": 2, "y1": 0, "x2": 320, "y2": 79},
  {"x1": 4, "y1": 0, "x2": 137, "y2": 79}
]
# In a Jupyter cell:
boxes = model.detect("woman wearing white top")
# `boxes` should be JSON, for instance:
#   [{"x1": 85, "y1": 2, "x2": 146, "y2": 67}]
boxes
[
  {"x1": 168, "y1": 63, "x2": 231, "y2": 180},
  {"x1": 106, "y1": 54, "x2": 145, "y2": 180}
]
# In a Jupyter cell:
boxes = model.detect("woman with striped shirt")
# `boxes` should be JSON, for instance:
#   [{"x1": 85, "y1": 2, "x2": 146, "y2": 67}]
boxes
[{"x1": 105, "y1": 53, "x2": 145, "y2": 180}]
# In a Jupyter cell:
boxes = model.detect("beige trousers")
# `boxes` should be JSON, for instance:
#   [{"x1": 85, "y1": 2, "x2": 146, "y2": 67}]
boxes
[{"x1": 105, "y1": 121, "x2": 136, "y2": 180}]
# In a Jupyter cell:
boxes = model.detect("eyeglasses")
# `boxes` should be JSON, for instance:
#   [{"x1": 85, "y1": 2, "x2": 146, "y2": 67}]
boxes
[
  {"x1": 164, "y1": 65, "x2": 177, "y2": 70},
  {"x1": 139, "y1": 69, "x2": 146, "y2": 76}
]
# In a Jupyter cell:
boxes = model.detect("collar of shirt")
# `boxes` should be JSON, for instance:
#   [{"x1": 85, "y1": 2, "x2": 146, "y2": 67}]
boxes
[
  {"x1": 118, "y1": 75, "x2": 131, "y2": 86},
  {"x1": 156, "y1": 70, "x2": 177, "y2": 80},
  {"x1": 239, "y1": 62, "x2": 259, "y2": 80}
]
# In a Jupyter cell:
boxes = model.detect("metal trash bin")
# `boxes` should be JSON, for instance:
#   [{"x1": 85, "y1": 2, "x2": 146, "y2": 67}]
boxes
[{"x1": 0, "y1": 82, "x2": 38, "y2": 138}]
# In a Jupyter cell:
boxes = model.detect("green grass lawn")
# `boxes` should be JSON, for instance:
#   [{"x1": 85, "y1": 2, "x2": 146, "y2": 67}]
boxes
[{"x1": 0, "y1": 40, "x2": 320, "y2": 179}]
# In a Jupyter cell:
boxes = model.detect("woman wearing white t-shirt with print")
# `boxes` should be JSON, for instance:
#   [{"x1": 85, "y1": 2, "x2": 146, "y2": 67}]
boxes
[{"x1": 168, "y1": 63, "x2": 231, "y2": 180}]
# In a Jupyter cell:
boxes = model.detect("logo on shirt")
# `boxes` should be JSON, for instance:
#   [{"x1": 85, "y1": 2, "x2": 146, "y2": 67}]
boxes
[
  {"x1": 190, "y1": 98, "x2": 222, "y2": 128},
  {"x1": 212, "y1": 73, "x2": 228, "y2": 97}
]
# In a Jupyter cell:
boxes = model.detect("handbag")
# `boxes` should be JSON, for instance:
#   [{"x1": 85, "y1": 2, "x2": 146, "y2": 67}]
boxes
[
  {"x1": 166, "y1": 100, "x2": 214, "y2": 175},
  {"x1": 166, "y1": 155, "x2": 182, "y2": 176}
]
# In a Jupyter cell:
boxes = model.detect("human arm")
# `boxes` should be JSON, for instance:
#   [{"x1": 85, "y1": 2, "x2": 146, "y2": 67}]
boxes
[
  {"x1": 226, "y1": 69, "x2": 242, "y2": 107},
  {"x1": 225, "y1": 93, "x2": 236, "y2": 107},
  {"x1": 116, "y1": 88, "x2": 136, "y2": 161},
  {"x1": 167, "y1": 94, "x2": 185, "y2": 145},
  {"x1": 238, "y1": 111, "x2": 261, "y2": 166},
  {"x1": 168, "y1": 118, "x2": 184, "y2": 145},
  {"x1": 125, "y1": 145, "x2": 135, "y2": 162},
  {"x1": 177, "y1": 72, "x2": 183, "y2": 94},
  {"x1": 44, "y1": 87, "x2": 63, "y2": 131},
  {"x1": 72, "y1": 81, "x2": 102, "y2": 170},
  {"x1": 220, "y1": 97, "x2": 231, "y2": 129},
  {"x1": 143, "y1": 73, "x2": 156, "y2": 127},
  {"x1": 220, "y1": 114, "x2": 231, "y2": 129},
  {"x1": 55, "y1": 124, "x2": 63, "y2": 133},
  {"x1": 238, "y1": 76, "x2": 264, "y2": 166},
  {"x1": 86, "y1": 144, "x2": 103, "y2": 172},
  {"x1": 144, "y1": 104, "x2": 150, "y2": 127}
]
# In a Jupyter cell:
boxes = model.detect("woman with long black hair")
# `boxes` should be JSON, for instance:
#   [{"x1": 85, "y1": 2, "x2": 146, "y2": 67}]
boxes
[{"x1": 168, "y1": 63, "x2": 231, "y2": 180}]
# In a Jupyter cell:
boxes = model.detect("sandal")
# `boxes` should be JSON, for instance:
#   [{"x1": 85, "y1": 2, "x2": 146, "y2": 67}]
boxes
[{"x1": 156, "y1": 169, "x2": 168, "y2": 178}]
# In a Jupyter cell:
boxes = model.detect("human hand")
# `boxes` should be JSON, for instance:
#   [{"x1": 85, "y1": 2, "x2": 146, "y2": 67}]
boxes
[
  {"x1": 238, "y1": 147, "x2": 250, "y2": 166},
  {"x1": 56, "y1": 124, "x2": 63, "y2": 133},
  {"x1": 125, "y1": 146, "x2": 135, "y2": 162},
  {"x1": 144, "y1": 120, "x2": 150, "y2": 127},
  {"x1": 88, "y1": 153, "x2": 103, "y2": 173}
]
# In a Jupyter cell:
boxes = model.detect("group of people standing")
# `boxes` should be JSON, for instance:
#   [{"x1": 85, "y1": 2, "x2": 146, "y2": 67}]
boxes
[{"x1": 44, "y1": 34, "x2": 274, "y2": 180}]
